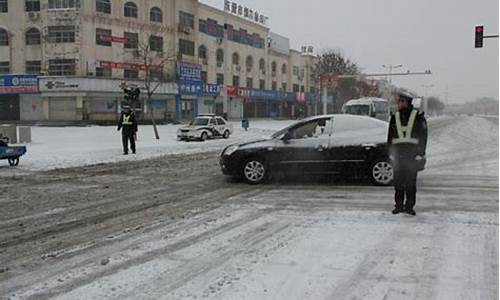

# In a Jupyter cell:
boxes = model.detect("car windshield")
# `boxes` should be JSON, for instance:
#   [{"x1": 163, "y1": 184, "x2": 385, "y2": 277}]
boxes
[
  {"x1": 344, "y1": 105, "x2": 370, "y2": 115},
  {"x1": 190, "y1": 118, "x2": 209, "y2": 126}
]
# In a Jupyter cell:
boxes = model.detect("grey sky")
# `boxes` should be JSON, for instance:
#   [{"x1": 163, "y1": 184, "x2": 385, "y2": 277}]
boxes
[{"x1": 201, "y1": 0, "x2": 499, "y2": 104}]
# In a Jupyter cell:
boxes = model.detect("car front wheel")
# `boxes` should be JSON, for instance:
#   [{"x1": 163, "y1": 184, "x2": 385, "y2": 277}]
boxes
[
  {"x1": 370, "y1": 160, "x2": 393, "y2": 186},
  {"x1": 241, "y1": 157, "x2": 268, "y2": 184},
  {"x1": 200, "y1": 132, "x2": 208, "y2": 141}
]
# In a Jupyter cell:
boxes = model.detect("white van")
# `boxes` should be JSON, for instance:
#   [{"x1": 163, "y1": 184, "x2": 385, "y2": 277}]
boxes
[{"x1": 342, "y1": 97, "x2": 391, "y2": 121}]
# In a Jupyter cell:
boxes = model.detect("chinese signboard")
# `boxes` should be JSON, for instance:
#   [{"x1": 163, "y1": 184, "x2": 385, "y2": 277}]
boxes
[
  {"x1": 0, "y1": 75, "x2": 38, "y2": 94},
  {"x1": 203, "y1": 84, "x2": 221, "y2": 96},
  {"x1": 177, "y1": 63, "x2": 203, "y2": 96},
  {"x1": 99, "y1": 61, "x2": 162, "y2": 71},
  {"x1": 177, "y1": 62, "x2": 202, "y2": 82},
  {"x1": 179, "y1": 80, "x2": 202, "y2": 96},
  {"x1": 97, "y1": 35, "x2": 127, "y2": 43},
  {"x1": 224, "y1": 1, "x2": 268, "y2": 26}
]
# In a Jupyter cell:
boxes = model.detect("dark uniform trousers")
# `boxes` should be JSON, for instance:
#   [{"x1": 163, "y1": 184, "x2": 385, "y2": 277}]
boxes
[
  {"x1": 122, "y1": 134, "x2": 135, "y2": 154},
  {"x1": 393, "y1": 157, "x2": 418, "y2": 209}
]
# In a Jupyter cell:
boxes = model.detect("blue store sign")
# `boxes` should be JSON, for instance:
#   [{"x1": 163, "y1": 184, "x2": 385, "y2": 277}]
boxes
[
  {"x1": 0, "y1": 74, "x2": 38, "y2": 94},
  {"x1": 177, "y1": 62, "x2": 202, "y2": 82},
  {"x1": 179, "y1": 80, "x2": 202, "y2": 96},
  {"x1": 203, "y1": 84, "x2": 221, "y2": 96}
]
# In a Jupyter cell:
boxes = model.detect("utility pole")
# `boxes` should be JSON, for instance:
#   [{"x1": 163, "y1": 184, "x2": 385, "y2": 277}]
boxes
[{"x1": 382, "y1": 64, "x2": 403, "y2": 83}]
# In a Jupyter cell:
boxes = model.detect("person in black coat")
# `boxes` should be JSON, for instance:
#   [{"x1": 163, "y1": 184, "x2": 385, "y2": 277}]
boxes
[
  {"x1": 387, "y1": 91, "x2": 428, "y2": 215},
  {"x1": 117, "y1": 105, "x2": 138, "y2": 155}
]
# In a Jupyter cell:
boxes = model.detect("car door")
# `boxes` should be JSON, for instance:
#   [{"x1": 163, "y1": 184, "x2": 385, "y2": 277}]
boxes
[
  {"x1": 215, "y1": 117, "x2": 226, "y2": 134},
  {"x1": 208, "y1": 117, "x2": 217, "y2": 136},
  {"x1": 329, "y1": 115, "x2": 388, "y2": 176},
  {"x1": 276, "y1": 117, "x2": 335, "y2": 174}
]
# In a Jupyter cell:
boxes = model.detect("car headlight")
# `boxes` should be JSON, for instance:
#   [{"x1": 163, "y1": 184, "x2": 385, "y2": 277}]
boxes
[{"x1": 224, "y1": 145, "x2": 239, "y2": 156}]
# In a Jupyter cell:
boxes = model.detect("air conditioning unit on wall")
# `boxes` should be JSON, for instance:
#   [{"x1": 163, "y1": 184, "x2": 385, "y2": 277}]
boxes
[{"x1": 28, "y1": 12, "x2": 40, "y2": 21}]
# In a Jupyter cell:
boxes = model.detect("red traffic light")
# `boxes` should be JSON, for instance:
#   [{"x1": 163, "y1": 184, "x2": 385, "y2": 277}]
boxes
[{"x1": 475, "y1": 25, "x2": 484, "y2": 48}]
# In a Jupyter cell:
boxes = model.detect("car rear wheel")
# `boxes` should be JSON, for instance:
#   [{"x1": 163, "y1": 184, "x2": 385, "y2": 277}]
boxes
[
  {"x1": 223, "y1": 130, "x2": 230, "y2": 139},
  {"x1": 241, "y1": 157, "x2": 268, "y2": 184},
  {"x1": 370, "y1": 160, "x2": 393, "y2": 186}
]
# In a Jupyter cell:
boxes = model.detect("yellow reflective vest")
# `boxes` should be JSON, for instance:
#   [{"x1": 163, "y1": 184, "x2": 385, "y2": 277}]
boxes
[
  {"x1": 122, "y1": 115, "x2": 133, "y2": 125},
  {"x1": 392, "y1": 109, "x2": 419, "y2": 145}
]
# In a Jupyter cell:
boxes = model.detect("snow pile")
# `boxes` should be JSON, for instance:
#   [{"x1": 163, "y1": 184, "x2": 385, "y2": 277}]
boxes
[{"x1": 425, "y1": 116, "x2": 498, "y2": 176}]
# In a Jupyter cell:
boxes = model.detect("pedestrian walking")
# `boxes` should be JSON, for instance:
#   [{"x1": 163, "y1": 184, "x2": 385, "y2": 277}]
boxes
[
  {"x1": 117, "y1": 104, "x2": 138, "y2": 155},
  {"x1": 388, "y1": 90, "x2": 428, "y2": 215}
]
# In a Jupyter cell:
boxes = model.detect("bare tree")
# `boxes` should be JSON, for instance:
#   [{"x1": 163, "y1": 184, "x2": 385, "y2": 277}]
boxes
[
  {"x1": 312, "y1": 49, "x2": 363, "y2": 112},
  {"x1": 127, "y1": 26, "x2": 176, "y2": 140}
]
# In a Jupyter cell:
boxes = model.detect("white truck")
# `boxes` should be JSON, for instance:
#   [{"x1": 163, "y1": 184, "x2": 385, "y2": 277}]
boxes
[
  {"x1": 177, "y1": 115, "x2": 233, "y2": 141},
  {"x1": 342, "y1": 97, "x2": 391, "y2": 121}
]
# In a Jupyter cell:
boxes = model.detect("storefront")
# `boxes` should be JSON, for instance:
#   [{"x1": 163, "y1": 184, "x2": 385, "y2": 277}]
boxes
[
  {"x1": 39, "y1": 77, "x2": 177, "y2": 122},
  {"x1": 198, "y1": 84, "x2": 221, "y2": 115},
  {"x1": 0, "y1": 75, "x2": 40, "y2": 121}
]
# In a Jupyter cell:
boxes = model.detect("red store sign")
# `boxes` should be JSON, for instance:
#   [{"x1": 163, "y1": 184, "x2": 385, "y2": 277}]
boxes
[
  {"x1": 99, "y1": 61, "x2": 163, "y2": 71},
  {"x1": 97, "y1": 35, "x2": 127, "y2": 43}
]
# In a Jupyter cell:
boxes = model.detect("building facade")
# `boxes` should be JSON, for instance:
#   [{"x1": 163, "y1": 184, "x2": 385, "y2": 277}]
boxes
[{"x1": 0, "y1": 0, "x2": 319, "y2": 122}]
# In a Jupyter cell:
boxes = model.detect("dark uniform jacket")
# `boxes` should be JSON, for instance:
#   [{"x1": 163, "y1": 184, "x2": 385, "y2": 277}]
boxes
[
  {"x1": 387, "y1": 105, "x2": 428, "y2": 160},
  {"x1": 117, "y1": 112, "x2": 138, "y2": 136}
]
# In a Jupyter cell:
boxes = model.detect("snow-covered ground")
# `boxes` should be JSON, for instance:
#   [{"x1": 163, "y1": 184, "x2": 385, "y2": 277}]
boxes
[
  {"x1": 0, "y1": 115, "x2": 497, "y2": 300},
  {"x1": 1, "y1": 120, "x2": 294, "y2": 172}
]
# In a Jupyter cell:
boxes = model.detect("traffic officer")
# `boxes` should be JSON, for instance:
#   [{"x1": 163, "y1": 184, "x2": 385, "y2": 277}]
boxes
[
  {"x1": 387, "y1": 90, "x2": 428, "y2": 215},
  {"x1": 117, "y1": 104, "x2": 138, "y2": 155}
]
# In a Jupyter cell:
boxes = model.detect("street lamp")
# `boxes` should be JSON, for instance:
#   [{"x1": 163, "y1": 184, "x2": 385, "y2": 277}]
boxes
[{"x1": 382, "y1": 64, "x2": 403, "y2": 83}]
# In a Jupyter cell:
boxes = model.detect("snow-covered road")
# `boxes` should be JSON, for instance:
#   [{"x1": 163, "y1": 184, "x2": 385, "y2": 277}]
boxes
[{"x1": 0, "y1": 115, "x2": 497, "y2": 300}]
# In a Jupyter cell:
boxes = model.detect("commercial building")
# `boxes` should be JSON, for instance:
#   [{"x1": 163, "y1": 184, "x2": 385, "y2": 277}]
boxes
[{"x1": 0, "y1": 0, "x2": 319, "y2": 122}]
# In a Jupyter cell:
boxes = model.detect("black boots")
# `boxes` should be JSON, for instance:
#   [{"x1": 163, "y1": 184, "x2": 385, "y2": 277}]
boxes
[
  {"x1": 392, "y1": 206, "x2": 416, "y2": 215},
  {"x1": 392, "y1": 207, "x2": 404, "y2": 214},
  {"x1": 405, "y1": 207, "x2": 416, "y2": 216}
]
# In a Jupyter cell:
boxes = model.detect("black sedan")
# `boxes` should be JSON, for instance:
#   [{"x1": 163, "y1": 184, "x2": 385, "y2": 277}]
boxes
[{"x1": 220, "y1": 114, "x2": 394, "y2": 185}]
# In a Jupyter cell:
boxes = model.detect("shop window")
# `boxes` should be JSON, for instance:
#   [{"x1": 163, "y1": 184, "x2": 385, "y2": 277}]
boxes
[
  {"x1": 96, "y1": 67, "x2": 112, "y2": 77},
  {"x1": 124, "y1": 69, "x2": 139, "y2": 79}
]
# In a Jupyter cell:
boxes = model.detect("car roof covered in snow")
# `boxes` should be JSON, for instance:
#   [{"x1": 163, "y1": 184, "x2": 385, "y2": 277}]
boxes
[{"x1": 344, "y1": 97, "x2": 389, "y2": 106}]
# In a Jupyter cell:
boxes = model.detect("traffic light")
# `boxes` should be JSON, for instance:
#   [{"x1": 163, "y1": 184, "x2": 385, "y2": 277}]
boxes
[{"x1": 475, "y1": 25, "x2": 484, "y2": 48}]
